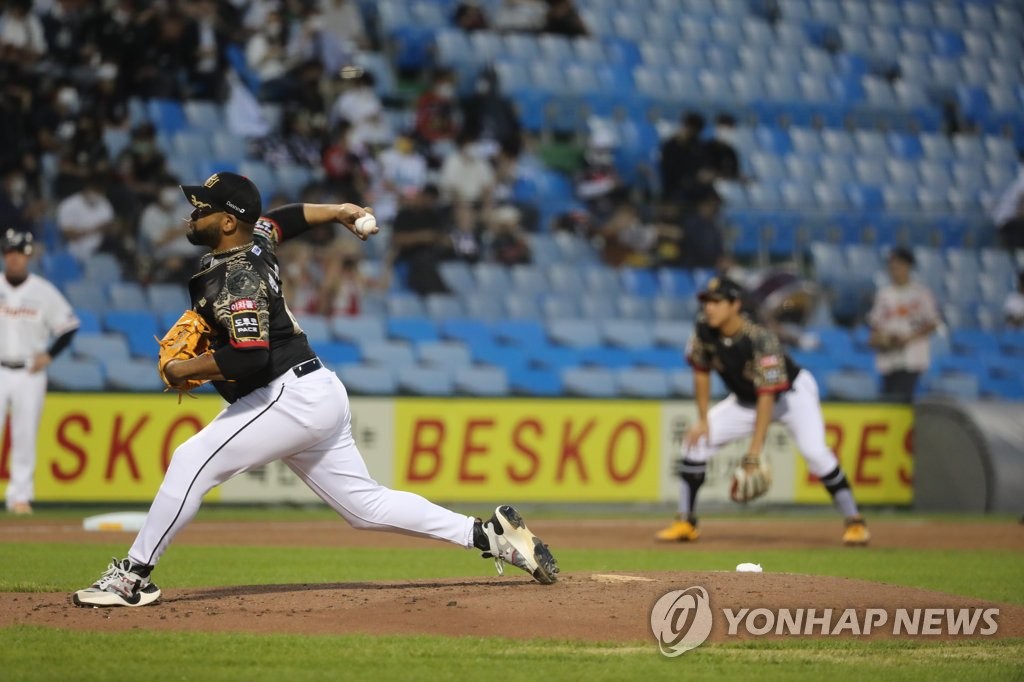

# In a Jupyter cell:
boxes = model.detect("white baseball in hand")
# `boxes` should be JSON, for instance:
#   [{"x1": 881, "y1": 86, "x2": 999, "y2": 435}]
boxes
[{"x1": 354, "y1": 214, "x2": 378, "y2": 238}]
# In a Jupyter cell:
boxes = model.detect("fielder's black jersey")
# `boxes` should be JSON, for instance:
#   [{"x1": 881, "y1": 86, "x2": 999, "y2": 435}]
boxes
[
  {"x1": 189, "y1": 206, "x2": 315, "y2": 402},
  {"x1": 685, "y1": 315, "x2": 801, "y2": 405}
]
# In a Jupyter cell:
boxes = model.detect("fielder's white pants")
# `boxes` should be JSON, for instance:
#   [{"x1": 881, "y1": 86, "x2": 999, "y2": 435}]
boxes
[
  {"x1": 129, "y1": 365, "x2": 475, "y2": 568},
  {"x1": 1, "y1": 365, "x2": 47, "y2": 509},
  {"x1": 685, "y1": 369, "x2": 839, "y2": 477}
]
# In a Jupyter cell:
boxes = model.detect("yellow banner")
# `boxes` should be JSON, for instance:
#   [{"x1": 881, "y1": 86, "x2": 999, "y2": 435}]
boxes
[
  {"x1": 394, "y1": 399, "x2": 661, "y2": 502},
  {"x1": 1, "y1": 394, "x2": 223, "y2": 502},
  {"x1": 794, "y1": 404, "x2": 914, "y2": 504}
]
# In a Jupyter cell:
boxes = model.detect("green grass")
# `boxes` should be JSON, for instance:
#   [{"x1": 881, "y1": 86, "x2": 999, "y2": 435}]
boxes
[
  {"x1": 1, "y1": 627, "x2": 1021, "y2": 682},
  {"x1": 2, "y1": 510, "x2": 1022, "y2": 681}
]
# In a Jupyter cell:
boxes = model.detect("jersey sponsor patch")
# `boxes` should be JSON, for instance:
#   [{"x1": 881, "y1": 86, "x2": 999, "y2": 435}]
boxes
[
  {"x1": 759, "y1": 355, "x2": 780, "y2": 367},
  {"x1": 254, "y1": 217, "x2": 280, "y2": 244},
  {"x1": 226, "y1": 268, "x2": 260, "y2": 297},
  {"x1": 231, "y1": 313, "x2": 261, "y2": 339},
  {"x1": 229, "y1": 298, "x2": 256, "y2": 312},
  {"x1": 251, "y1": 245, "x2": 262, "y2": 256}
]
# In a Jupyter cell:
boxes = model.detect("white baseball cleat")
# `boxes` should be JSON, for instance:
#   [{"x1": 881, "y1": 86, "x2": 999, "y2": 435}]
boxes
[
  {"x1": 72, "y1": 558, "x2": 161, "y2": 607},
  {"x1": 480, "y1": 505, "x2": 560, "y2": 585}
]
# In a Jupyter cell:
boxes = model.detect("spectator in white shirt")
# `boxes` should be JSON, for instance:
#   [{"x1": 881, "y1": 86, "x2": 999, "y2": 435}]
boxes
[
  {"x1": 1004, "y1": 272, "x2": 1024, "y2": 329},
  {"x1": 867, "y1": 247, "x2": 940, "y2": 403},
  {"x1": 55, "y1": 177, "x2": 116, "y2": 262},
  {"x1": 0, "y1": 0, "x2": 47, "y2": 64},
  {"x1": 137, "y1": 180, "x2": 203, "y2": 282},
  {"x1": 372, "y1": 133, "x2": 428, "y2": 225},
  {"x1": 439, "y1": 131, "x2": 495, "y2": 205}
]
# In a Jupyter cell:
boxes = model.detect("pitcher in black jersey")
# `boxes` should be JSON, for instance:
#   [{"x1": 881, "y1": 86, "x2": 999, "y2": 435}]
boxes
[
  {"x1": 73, "y1": 172, "x2": 558, "y2": 608},
  {"x1": 655, "y1": 277, "x2": 870, "y2": 546}
]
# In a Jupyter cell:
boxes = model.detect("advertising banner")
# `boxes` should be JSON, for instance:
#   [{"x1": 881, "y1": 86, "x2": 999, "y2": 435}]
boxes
[{"x1": 393, "y1": 398, "x2": 661, "y2": 502}]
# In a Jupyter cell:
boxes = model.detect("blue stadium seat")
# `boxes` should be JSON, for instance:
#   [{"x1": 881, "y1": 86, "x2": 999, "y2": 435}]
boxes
[
  {"x1": 82, "y1": 253, "x2": 123, "y2": 284},
  {"x1": 630, "y1": 347, "x2": 685, "y2": 370},
  {"x1": 617, "y1": 367, "x2": 671, "y2": 398},
  {"x1": 453, "y1": 366, "x2": 509, "y2": 396},
  {"x1": 470, "y1": 343, "x2": 529, "y2": 374},
  {"x1": 386, "y1": 293, "x2": 427, "y2": 318},
  {"x1": 106, "y1": 358, "x2": 164, "y2": 391},
  {"x1": 74, "y1": 332, "x2": 131, "y2": 364},
  {"x1": 337, "y1": 365, "x2": 397, "y2": 395},
  {"x1": 359, "y1": 340, "x2": 417, "y2": 368},
  {"x1": 824, "y1": 369, "x2": 880, "y2": 401},
  {"x1": 147, "y1": 99, "x2": 187, "y2": 135},
  {"x1": 543, "y1": 294, "x2": 583, "y2": 319},
  {"x1": 562, "y1": 367, "x2": 618, "y2": 397},
  {"x1": 103, "y1": 311, "x2": 160, "y2": 358},
  {"x1": 106, "y1": 282, "x2": 148, "y2": 313},
  {"x1": 75, "y1": 310, "x2": 100, "y2": 334},
  {"x1": 492, "y1": 320, "x2": 547, "y2": 348},
  {"x1": 652, "y1": 320, "x2": 694, "y2": 348},
  {"x1": 317, "y1": 341, "x2": 361, "y2": 365},
  {"x1": 387, "y1": 317, "x2": 439, "y2": 344},
  {"x1": 425, "y1": 294, "x2": 465, "y2": 320},
  {"x1": 331, "y1": 315, "x2": 386, "y2": 344},
  {"x1": 48, "y1": 357, "x2": 105, "y2": 391},
  {"x1": 548, "y1": 319, "x2": 602, "y2": 348},
  {"x1": 503, "y1": 292, "x2": 543, "y2": 320},
  {"x1": 145, "y1": 284, "x2": 191, "y2": 314},
  {"x1": 417, "y1": 341, "x2": 472, "y2": 371},
  {"x1": 440, "y1": 319, "x2": 493, "y2": 348},
  {"x1": 509, "y1": 368, "x2": 562, "y2": 396},
  {"x1": 579, "y1": 294, "x2": 617, "y2": 320},
  {"x1": 65, "y1": 281, "x2": 108, "y2": 313}
]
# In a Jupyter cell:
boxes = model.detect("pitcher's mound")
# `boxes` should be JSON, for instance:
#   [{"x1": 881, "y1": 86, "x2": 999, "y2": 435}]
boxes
[{"x1": 3, "y1": 572, "x2": 1021, "y2": 643}]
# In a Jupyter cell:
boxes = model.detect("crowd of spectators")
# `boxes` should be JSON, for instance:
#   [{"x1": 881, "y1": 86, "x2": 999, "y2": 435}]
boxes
[{"x1": 1, "y1": 0, "x2": 1021, "y2": 323}]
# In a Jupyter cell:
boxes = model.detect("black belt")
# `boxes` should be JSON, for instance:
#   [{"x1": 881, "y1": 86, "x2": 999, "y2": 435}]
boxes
[
  {"x1": 1, "y1": 361, "x2": 26, "y2": 370},
  {"x1": 292, "y1": 357, "x2": 322, "y2": 378}
]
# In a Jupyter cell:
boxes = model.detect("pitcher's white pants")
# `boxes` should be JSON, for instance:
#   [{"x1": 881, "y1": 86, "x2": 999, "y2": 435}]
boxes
[
  {"x1": 1, "y1": 366, "x2": 47, "y2": 509},
  {"x1": 129, "y1": 366, "x2": 475, "y2": 568},
  {"x1": 686, "y1": 370, "x2": 839, "y2": 477}
]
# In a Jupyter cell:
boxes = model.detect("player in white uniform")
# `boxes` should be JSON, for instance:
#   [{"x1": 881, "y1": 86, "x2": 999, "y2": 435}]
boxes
[
  {"x1": 867, "y1": 247, "x2": 939, "y2": 403},
  {"x1": 73, "y1": 173, "x2": 558, "y2": 608},
  {"x1": 1, "y1": 230, "x2": 80, "y2": 515},
  {"x1": 655, "y1": 277, "x2": 870, "y2": 546}
]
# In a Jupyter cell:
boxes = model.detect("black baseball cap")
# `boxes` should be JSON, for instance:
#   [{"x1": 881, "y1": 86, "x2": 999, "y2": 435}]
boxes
[
  {"x1": 180, "y1": 172, "x2": 262, "y2": 221},
  {"x1": 888, "y1": 246, "x2": 916, "y2": 266},
  {"x1": 1, "y1": 228, "x2": 33, "y2": 255},
  {"x1": 697, "y1": 276, "x2": 744, "y2": 302}
]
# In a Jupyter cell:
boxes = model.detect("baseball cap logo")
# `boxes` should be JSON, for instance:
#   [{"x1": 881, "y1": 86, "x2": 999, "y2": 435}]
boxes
[
  {"x1": 650, "y1": 586, "x2": 714, "y2": 657},
  {"x1": 707, "y1": 278, "x2": 720, "y2": 291},
  {"x1": 204, "y1": 174, "x2": 221, "y2": 188},
  {"x1": 189, "y1": 194, "x2": 213, "y2": 209}
]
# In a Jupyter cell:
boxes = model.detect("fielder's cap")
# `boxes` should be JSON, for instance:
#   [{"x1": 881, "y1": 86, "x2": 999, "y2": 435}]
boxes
[
  {"x1": 697, "y1": 276, "x2": 744, "y2": 302},
  {"x1": 1, "y1": 228, "x2": 33, "y2": 255},
  {"x1": 181, "y1": 172, "x2": 262, "y2": 221},
  {"x1": 888, "y1": 246, "x2": 915, "y2": 266}
]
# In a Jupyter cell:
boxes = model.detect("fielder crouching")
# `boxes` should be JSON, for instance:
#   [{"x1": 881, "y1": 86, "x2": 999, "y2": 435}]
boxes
[{"x1": 656, "y1": 277, "x2": 870, "y2": 546}]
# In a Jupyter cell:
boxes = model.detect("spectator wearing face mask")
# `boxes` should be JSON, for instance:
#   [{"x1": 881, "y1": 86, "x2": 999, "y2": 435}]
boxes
[
  {"x1": 575, "y1": 127, "x2": 624, "y2": 225},
  {"x1": 0, "y1": 166, "x2": 43, "y2": 237},
  {"x1": 415, "y1": 68, "x2": 460, "y2": 164},
  {"x1": 137, "y1": 178, "x2": 203, "y2": 283},
  {"x1": 55, "y1": 175, "x2": 117, "y2": 262},
  {"x1": 329, "y1": 71, "x2": 392, "y2": 149},
  {"x1": 460, "y1": 66, "x2": 521, "y2": 158},
  {"x1": 115, "y1": 122, "x2": 167, "y2": 202}
]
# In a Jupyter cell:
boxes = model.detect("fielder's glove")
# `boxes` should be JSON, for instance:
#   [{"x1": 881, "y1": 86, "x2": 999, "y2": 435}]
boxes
[
  {"x1": 730, "y1": 455, "x2": 772, "y2": 503},
  {"x1": 156, "y1": 309, "x2": 212, "y2": 398}
]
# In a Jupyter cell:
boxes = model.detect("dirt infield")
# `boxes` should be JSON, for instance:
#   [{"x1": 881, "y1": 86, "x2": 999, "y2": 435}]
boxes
[{"x1": 1, "y1": 518, "x2": 1021, "y2": 643}]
